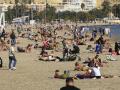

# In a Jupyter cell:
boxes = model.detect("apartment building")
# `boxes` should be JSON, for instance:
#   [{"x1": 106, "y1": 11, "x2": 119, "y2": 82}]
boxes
[
  {"x1": 57, "y1": 0, "x2": 97, "y2": 12},
  {"x1": 0, "y1": 0, "x2": 119, "y2": 12}
]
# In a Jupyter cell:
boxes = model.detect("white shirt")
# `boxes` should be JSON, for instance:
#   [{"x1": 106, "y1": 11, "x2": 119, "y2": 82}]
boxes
[
  {"x1": 92, "y1": 67, "x2": 101, "y2": 76},
  {"x1": 105, "y1": 28, "x2": 110, "y2": 35},
  {"x1": 9, "y1": 47, "x2": 15, "y2": 57}
]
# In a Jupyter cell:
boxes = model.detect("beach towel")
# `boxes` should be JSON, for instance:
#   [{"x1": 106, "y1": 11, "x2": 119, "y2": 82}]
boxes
[{"x1": 106, "y1": 55, "x2": 117, "y2": 61}]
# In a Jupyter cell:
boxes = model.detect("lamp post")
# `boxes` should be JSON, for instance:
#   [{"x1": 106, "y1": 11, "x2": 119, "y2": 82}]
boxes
[
  {"x1": 45, "y1": 0, "x2": 47, "y2": 24},
  {"x1": 31, "y1": 2, "x2": 34, "y2": 20},
  {"x1": 116, "y1": 0, "x2": 118, "y2": 18}
]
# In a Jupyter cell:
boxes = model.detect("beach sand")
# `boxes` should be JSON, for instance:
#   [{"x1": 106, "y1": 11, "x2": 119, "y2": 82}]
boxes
[
  {"x1": 0, "y1": 25, "x2": 120, "y2": 90},
  {"x1": 0, "y1": 38, "x2": 120, "y2": 90}
]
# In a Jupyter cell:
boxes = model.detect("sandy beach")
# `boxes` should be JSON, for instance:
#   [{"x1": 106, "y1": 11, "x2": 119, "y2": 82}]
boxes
[
  {"x1": 0, "y1": 24, "x2": 120, "y2": 90},
  {"x1": 0, "y1": 38, "x2": 120, "y2": 90}
]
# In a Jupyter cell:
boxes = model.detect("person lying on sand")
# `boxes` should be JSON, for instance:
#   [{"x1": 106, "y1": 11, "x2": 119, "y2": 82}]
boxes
[
  {"x1": 74, "y1": 69, "x2": 93, "y2": 79},
  {"x1": 54, "y1": 70, "x2": 70, "y2": 79},
  {"x1": 39, "y1": 55, "x2": 55, "y2": 61},
  {"x1": 17, "y1": 44, "x2": 33, "y2": 53},
  {"x1": 39, "y1": 50, "x2": 58, "y2": 61}
]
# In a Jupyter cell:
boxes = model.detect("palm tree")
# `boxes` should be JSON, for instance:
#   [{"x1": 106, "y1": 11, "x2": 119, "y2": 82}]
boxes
[
  {"x1": 21, "y1": 0, "x2": 33, "y2": 4},
  {"x1": 15, "y1": 0, "x2": 19, "y2": 17},
  {"x1": 81, "y1": 3, "x2": 85, "y2": 11},
  {"x1": 15, "y1": 0, "x2": 19, "y2": 4},
  {"x1": 102, "y1": 1, "x2": 112, "y2": 16}
]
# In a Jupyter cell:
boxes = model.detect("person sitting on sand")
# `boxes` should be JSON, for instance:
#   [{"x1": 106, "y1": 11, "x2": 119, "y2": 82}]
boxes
[
  {"x1": 54, "y1": 70, "x2": 70, "y2": 79},
  {"x1": 17, "y1": 46, "x2": 26, "y2": 52},
  {"x1": 94, "y1": 54, "x2": 100, "y2": 61},
  {"x1": 60, "y1": 77, "x2": 80, "y2": 90},
  {"x1": 70, "y1": 43, "x2": 80, "y2": 55},
  {"x1": 74, "y1": 62, "x2": 81, "y2": 71},
  {"x1": 92, "y1": 63, "x2": 101, "y2": 79},
  {"x1": 43, "y1": 38, "x2": 53, "y2": 50},
  {"x1": 54, "y1": 70, "x2": 61, "y2": 78},
  {"x1": 96, "y1": 58, "x2": 103, "y2": 67},
  {"x1": 76, "y1": 38, "x2": 86, "y2": 45},
  {"x1": 69, "y1": 43, "x2": 81, "y2": 61},
  {"x1": 63, "y1": 45, "x2": 69, "y2": 60},
  {"x1": 43, "y1": 39, "x2": 49, "y2": 49},
  {"x1": 108, "y1": 48, "x2": 113, "y2": 54},
  {"x1": 88, "y1": 59, "x2": 95, "y2": 67},
  {"x1": 74, "y1": 62, "x2": 89, "y2": 71},
  {"x1": 26, "y1": 44, "x2": 33, "y2": 53},
  {"x1": 40, "y1": 47, "x2": 48, "y2": 57}
]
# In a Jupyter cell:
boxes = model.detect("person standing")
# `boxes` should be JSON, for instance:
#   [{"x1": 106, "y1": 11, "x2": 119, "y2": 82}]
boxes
[
  {"x1": 10, "y1": 30, "x2": 16, "y2": 46},
  {"x1": 60, "y1": 77, "x2": 80, "y2": 90},
  {"x1": 72, "y1": 44, "x2": 81, "y2": 61},
  {"x1": 63, "y1": 45, "x2": 69, "y2": 60},
  {"x1": 95, "y1": 43, "x2": 101, "y2": 54},
  {"x1": 9, "y1": 46, "x2": 17, "y2": 70},
  {"x1": 1, "y1": 29, "x2": 6, "y2": 40}
]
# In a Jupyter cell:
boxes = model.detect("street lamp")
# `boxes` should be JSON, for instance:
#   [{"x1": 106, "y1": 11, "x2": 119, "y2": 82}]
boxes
[
  {"x1": 45, "y1": 0, "x2": 47, "y2": 24},
  {"x1": 31, "y1": 2, "x2": 34, "y2": 20},
  {"x1": 15, "y1": 2, "x2": 21, "y2": 18}
]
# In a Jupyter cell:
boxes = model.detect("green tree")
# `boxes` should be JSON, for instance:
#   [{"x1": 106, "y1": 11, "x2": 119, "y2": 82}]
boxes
[
  {"x1": 30, "y1": 4, "x2": 57, "y2": 22},
  {"x1": 5, "y1": 6, "x2": 13, "y2": 23},
  {"x1": 81, "y1": 3, "x2": 85, "y2": 11},
  {"x1": 15, "y1": 0, "x2": 19, "y2": 4},
  {"x1": 89, "y1": 9, "x2": 105, "y2": 18},
  {"x1": 102, "y1": 1, "x2": 112, "y2": 17},
  {"x1": 112, "y1": 4, "x2": 120, "y2": 18},
  {"x1": 21, "y1": 0, "x2": 33, "y2": 4}
]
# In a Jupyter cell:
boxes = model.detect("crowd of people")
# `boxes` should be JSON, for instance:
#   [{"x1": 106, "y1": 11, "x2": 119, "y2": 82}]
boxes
[{"x1": 0, "y1": 22, "x2": 119, "y2": 89}]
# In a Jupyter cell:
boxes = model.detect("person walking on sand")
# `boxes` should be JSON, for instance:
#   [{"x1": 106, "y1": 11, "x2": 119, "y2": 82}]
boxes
[
  {"x1": 60, "y1": 77, "x2": 80, "y2": 90},
  {"x1": 9, "y1": 45, "x2": 17, "y2": 70},
  {"x1": 10, "y1": 30, "x2": 16, "y2": 46}
]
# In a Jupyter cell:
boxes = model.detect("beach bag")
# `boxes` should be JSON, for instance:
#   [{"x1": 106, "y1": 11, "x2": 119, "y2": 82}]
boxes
[{"x1": 0, "y1": 57, "x2": 3, "y2": 68}]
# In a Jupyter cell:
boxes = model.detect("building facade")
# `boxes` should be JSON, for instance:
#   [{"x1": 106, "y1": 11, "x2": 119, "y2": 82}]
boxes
[
  {"x1": 0, "y1": 0, "x2": 119, "y2": 12},
  {"x1": 57, "y1": 0, "x2": 97, "y2": 12}
]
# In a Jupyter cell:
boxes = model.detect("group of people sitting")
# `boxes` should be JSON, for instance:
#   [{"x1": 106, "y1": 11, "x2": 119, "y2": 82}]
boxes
[
  {"x1": 54, "y1": 63, "x2": 103, "y2": 80},
  {"x1": 54, "y1": 63, "x2": 115, "y2": 80},
  {"x1": 53, "y1": 53, "x2": 116, "y2": 80}
]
